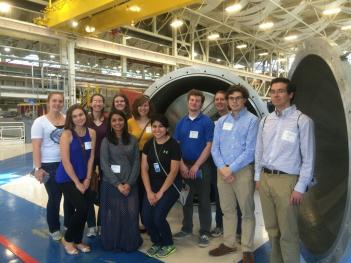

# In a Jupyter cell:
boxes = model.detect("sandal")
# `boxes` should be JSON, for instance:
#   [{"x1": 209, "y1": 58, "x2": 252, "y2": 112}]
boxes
[
  {"x1": 76, "y1": 243, "x2": 91, "y2": 253},
  {"x1": 61, "y1": 239, "x2": 79, "y2": 255}
]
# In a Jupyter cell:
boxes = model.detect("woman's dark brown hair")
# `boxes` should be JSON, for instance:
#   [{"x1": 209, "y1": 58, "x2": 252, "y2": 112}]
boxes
[
  {"x1": 106, "y1": 110, "x2": 130, "y2": 145},
  {"x1": 131, "y1": 95, "x2": 154, "y2": 119},
  {"x1": 111, "y1": 93, "x2": 131, "y2": 118},
  {"x1": 64, "y1": 104, "x2": 88, "y2": 131}
]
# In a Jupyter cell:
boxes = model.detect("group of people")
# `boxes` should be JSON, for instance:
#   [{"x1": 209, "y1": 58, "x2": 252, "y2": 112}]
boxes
[{"x1": 31, "y1": 76, "x2": 315, "y2": 263}]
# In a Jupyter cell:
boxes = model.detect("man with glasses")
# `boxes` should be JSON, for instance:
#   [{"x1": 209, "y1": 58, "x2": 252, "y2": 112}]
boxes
[
  {"x1": 255, "y1": 77, "x2": 315, "y2": 263},
  {"x1": 210, "y1": 84, "x2": 258, "y2": 263}
]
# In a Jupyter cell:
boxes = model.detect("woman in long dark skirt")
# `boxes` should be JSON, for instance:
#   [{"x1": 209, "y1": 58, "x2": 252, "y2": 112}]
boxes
[{"x1": 100, "y1": 110, "x2": 142, "y2": 251}]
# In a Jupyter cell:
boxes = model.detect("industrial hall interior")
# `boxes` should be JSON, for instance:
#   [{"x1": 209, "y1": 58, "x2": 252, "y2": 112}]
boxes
[{"x1": 0, "y1": 0, "x2": 351, "y2": 263}]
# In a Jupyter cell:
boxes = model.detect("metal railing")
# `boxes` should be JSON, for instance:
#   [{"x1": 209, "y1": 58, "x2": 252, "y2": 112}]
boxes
[{"x1": 0, "y1": 122, "x2": 25, "y2": 143}]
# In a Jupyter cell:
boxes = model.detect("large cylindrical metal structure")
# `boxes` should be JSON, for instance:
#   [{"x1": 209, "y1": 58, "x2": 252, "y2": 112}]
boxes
[
  {"x1": 144, "y1": 66, "x2": 268, "y2": 129},
  {"x1": 289, "y1": 39, "x2": 351, "y2": 263},
  {"x1": 144, "y1": 39, "x2": 351, "y2": 262}
]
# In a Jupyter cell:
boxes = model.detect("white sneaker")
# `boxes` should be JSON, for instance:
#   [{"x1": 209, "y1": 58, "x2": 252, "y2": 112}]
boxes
[
  {"x1": 50, "y1": 231, "x2": 62, "y2": 241},
  {"x1": 86, "y1": 227, "x2": 97, "y2": 237}
]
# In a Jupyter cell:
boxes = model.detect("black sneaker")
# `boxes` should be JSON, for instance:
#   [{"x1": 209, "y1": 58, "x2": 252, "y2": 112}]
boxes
[
  {"x1": 210, "y1": 227, "x2": 223, "y2": 237},
  {"x1": 173, "y1": 231, "x2": 191, "y2": 240},
  {"x1": 198, "y1": 234, "x2": 210, "y2": 247}
]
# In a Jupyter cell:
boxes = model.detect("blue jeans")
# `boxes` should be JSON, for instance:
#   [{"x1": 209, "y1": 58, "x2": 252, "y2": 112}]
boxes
[
  {"x1": 142, "y1": 180, "x2": 179, "y2": 246},
  {"x1": 42, "y1": 162, "x2": 73, "y2": 233}
]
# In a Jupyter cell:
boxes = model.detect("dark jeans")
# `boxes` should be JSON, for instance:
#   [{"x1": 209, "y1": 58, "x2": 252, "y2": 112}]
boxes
[
  {"x1": 210, "y1": 160, "x2": 223, "y2": 229},
  {"x1": 142, "y1": 181, "x2": 179, "y2": 246},
  {"x1": 42, "y1": 162, "x2": 73, "y2": 233},
  {"x1": 182, "y1": 160, "x2": 212, "y2": 236},
  {"x1": 59, "y1": 182, "x2": 89, "y2": 243},
  {"x1": 87, "y1": 163, "x2": 101, "y2": 228}
]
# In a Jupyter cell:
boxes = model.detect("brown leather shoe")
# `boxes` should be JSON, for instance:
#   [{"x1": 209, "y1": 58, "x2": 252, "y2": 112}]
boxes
[
  {"x1": 242, "y1": 252, "x2": 255, "y2": 263},
  {"x1": 209, "y1": 243, "x2": 237, "y2": 256}
]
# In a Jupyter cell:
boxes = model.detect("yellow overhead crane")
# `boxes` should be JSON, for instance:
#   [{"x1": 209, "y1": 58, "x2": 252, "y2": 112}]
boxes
[{"x1": 36, "y1": 0, "x2": 200, "y2": 35}]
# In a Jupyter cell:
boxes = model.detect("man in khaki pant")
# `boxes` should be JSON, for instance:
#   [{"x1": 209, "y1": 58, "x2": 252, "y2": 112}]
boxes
[
  {"x1": 209, "y1": 85, "x2": 259, "y2": 263},
  {"x1": 255, "y1": 77, "x2": 315, "y2": 263}
]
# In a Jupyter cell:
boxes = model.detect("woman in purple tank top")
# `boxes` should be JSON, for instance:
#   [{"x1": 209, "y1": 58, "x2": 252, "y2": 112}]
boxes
[{"x1": 56, "y1": 104, "x2": 96, "y2": 255}]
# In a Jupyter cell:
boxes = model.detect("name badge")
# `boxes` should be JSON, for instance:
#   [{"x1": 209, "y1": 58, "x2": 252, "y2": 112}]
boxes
[
  {"x1": 146, "y1": 126, "x2": 152, "y2": 133},
  {"x1": 222, "y1": 122, "x2": 233, "y2": 131},
  {"x1": 111, "y1": 165, "x2": 121, "y2": 173},
  {"x1": 84, "y1": 141, "x2": 92, "y2": 150},
  {"x1": 189, "y1": 130, "x2": 199, "y2": 139},
  {"x1": 153, "y1": 163, "x2": 161, "y2": 173},
  {"x1": 282, "y1": 130, "x2": 297, "y2": 143}
]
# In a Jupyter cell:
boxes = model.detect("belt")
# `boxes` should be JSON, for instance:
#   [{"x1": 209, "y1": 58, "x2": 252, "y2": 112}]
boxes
[{"x1": 263, "y1": 168, "x2": 287, "y2": 175}]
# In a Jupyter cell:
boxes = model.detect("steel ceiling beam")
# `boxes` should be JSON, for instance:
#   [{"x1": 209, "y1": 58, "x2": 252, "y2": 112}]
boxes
[
  {"x1": 76, "y1": 0, "x2": 199, "y2": 35},
  {"x1": 41, "y1": 0, "x2": 122, "y2": 28}
]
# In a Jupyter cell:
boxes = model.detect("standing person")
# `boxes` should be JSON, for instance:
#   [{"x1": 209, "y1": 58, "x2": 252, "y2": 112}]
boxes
[
  {"x1": 211, "y1": 90, "x2": 243, "y2": 241},
  {"x1": 31, "y1": 92, "x2": 73, "y2": 241},
  {"x1": 56, "y1": 104, "x2": 96, "y2": 255},
  {"x1": 111, "y1": 93, "x2": 131, "y2": 119},
  {"x1": 86, "y1": 94, "x2": 108, "y2": 237},
  {"x1": 100, "y1": 110, "x2": 142, "y2": 251},
  {"x1": 209, "y1": 85, "x2": 258, "y2": 263},
  {"x1": 128, "y1": 95, "x2": 154, "y2": 232},
  {"x1": 255, "y1": 78, "x2": 315, "y2": 263},
  {"x1": 173, "y1": 89, "x2": 214, "y2": 248},
  {"x1": 141, "y1": 114, "x2": 181, "y2": 258},
  {"x1": 209, "y1": 90, "x2": 227, "y2": 238}
]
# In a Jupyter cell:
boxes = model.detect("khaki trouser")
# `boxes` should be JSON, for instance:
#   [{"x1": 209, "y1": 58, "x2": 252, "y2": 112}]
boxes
[
  {"x1": 217, "y1": 165, "x2": 255, "y2": 252},
  {"x1": 259, "y1": 172, "x2": 299, "y2": 263}
]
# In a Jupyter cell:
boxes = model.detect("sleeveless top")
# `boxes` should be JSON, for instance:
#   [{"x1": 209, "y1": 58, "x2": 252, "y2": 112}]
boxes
[{"x1": 56, "y1": 129, "x2": 92, "y2": 183}]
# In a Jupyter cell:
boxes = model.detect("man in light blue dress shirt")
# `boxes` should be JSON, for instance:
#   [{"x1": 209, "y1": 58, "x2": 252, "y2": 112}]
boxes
[
  {"x1": 210, "y1": 85, "x2": 258, "y2": 263},
  {"x1": 255, "y1": 77, "x2": 315, "y2": 263}
]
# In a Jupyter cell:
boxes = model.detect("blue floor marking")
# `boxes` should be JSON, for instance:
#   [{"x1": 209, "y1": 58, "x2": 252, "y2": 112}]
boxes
[
  {"x1": 0, "y1": 152, "x2": 33, "y2": 185},
  {"x1": 0, "y1": 189, "x2": 162, "y2": 263}
]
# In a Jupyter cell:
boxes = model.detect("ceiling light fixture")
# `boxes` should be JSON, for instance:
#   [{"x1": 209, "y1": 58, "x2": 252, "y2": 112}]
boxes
[
  {"x1": 125, "y1": 36, "x2": 132, "y2": 40},
  {"x1": 50, "y1": 54, "x2": 55, "y2": 59},
  {"x1": 259, "y1": 21, "x2": 274, "y2": 30},
  {"x1": 236, "y1": 44, "x2": 247, "y2": 49},
  {"x1": 128, "y1": 5, "x2": 141, "y2": 12},
  {"x1": 71, "y1": 21, "x2": 78, "y2": 28},
  {"x1": 208, "y1": 33, "x2": 220, "y2": 40},
  {"x1": 341, "y1": 25, "x2": 351, "y2": 30},
  {"x1": 225, "y1": 3, "x2": 242, "y2": 13},
  {"x1": 170, "y1": 19, "x2": 184, "y2": 28},
  {"x1": 4, "y1": 47, "x2": 10, "y2": 52},
  {"x1": 322, "y1": 7, "x2": 341, "y2": 16},
  {"x1": 216, "y1": 58, "x2": 221, "y2": 62},
  {"x1": 284, "y1": 35, "x2": 298, "y2": 41},
  {"x1": 85, "y1": 25, "x2": 95, "y2": 33},
  {"x1": 258, "y1": 52, "x2": 268, "y2": 56},
  {"x1": 0, "y1": 2, "x2": 11, "y2": 13}
]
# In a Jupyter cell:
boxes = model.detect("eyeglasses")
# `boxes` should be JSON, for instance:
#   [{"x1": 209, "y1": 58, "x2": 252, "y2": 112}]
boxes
[
  {"x1": 269, "y1": 89, "x2": 287, "y2": 95},
  {"x1": 228, "y1": 96, "x2": 243, "y2": 102}
]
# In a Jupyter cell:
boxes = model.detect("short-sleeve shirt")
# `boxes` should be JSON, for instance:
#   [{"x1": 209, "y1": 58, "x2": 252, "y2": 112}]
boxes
[
  {"x1": 174, "y1": 113, "x2": 214, "y2": 162},
  {"x1": 143, "y1": 137, "x2": 181, "y2": 182},
  {"x1": 31, "y1": 115, "x2": 64, "y2": 163}
]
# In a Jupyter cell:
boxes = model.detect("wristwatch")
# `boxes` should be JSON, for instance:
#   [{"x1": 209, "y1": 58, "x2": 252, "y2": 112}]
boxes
[{"x1": 34, "y1": 167, "x2": 42, "y2": 171}]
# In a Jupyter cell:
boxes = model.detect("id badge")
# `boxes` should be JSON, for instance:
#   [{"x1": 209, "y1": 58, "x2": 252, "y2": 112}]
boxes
[
  {"x1": 189, "y1": 130, "x2": 199, "y2": 139},
  {"x1": 153, "y1": 163, "x2": 161, "y2": 173},
  {"x1": 222, "y1": 122, "x2": 233, "y2": 131},
  {"x1": 84, "y1": 141, "x2": 92, "y2": 150},
  {"x1": 281, "y1": 130, "x2": 297, "y2": 143},
  {"x1": 146, "y1": 126, "x2": 152, "y2": 133},
  {"x1": 111, "y1": 165, "x2": 121, "y2": 173}
]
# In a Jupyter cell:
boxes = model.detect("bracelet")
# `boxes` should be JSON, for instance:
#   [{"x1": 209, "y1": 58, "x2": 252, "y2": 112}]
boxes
[{"x1": 35, "y1": 167, "x2": 42, "y2": 171}]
